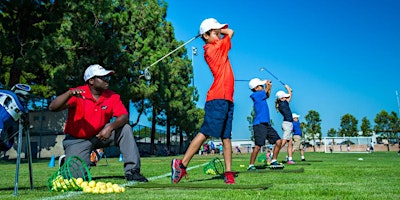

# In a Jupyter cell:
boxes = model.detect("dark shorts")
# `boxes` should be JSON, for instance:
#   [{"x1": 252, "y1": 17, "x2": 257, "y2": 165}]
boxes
[
  {"x1": 200, "y1": 100, "x2": 234, "y2": 139},
  {"x1": 253, "y1": 123, "x2": 281, "y2": 147}
]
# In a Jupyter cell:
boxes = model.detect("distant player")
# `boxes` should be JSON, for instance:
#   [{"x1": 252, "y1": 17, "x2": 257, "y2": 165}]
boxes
[{"x1": 291, "y1": 113, "x2": 306, "y2": 161}]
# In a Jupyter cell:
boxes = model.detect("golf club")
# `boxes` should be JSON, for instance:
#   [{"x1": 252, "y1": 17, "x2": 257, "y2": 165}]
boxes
[
  {"x1": 142, "y1": 34, "x2": 201, "y2": 81},
  {"x1": 259, "y1": 67, "x2": 286, "y2": 86}
]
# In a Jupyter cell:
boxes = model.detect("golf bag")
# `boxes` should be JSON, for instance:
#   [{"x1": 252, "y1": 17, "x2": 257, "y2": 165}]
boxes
[{"x1": 0, "y1": 84, "x2": 30, "y2": 151}]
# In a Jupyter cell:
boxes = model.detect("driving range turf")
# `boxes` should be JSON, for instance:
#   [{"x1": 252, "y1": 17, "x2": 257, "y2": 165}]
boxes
[{"x1": 0, "y1": 151, "x2": 399, "y2": 200}]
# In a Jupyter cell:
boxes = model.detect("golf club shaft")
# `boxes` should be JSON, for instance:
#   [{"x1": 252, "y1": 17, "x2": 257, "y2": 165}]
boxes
[
  {"x1": 260, "y1": 67, "x2": 285, "y2": 86},
  {"x1": 235, "y1": 79, "x2": 250, "y2": 82},
  {"x1": 148, "y1": 34, "x2": 201, "y2": 69}
]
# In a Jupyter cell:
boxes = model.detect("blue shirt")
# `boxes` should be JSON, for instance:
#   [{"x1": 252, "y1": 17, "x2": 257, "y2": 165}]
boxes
[
  {"x1": 278, "y1": 100, "x2": 293, "y2": 122},
  {"x1": 293, "y1": 121, "x2": 302, "y2": 136},
  {"x1": 250, "y1": 90, "x2": 270, "y2": 125}
]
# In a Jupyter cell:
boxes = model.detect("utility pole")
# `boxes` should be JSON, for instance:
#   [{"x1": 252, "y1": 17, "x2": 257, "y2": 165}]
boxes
[{"x1": 191, "y1": 47, "x2": 197, "y2": 99}]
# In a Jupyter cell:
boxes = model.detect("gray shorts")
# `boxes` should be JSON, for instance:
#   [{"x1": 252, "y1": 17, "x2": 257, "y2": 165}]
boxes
[{"x1": 282, "y1": 121, "x2": 293, "y2": 140}]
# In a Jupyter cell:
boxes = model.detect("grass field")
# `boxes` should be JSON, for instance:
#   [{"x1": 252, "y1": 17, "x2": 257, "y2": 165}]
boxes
[{"x1": 0, "y1": 151, "x2": 399, "y2": 200}]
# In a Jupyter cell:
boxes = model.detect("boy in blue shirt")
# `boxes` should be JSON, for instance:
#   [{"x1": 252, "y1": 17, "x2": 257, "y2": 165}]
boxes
[
  {"x1": 292, "y1": 113, "x2": 305, "y2": 161},
  {"x1": 247, "y1": 78, "x2": 284, "y2": 170}
]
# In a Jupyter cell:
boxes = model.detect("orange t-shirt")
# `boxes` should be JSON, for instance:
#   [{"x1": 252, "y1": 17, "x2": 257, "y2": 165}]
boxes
[{"x1": 203, "y1": 35, "x2": 235, "y2": 102}]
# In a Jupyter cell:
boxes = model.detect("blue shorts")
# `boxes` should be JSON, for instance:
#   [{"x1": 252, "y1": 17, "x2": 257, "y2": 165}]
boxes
[{"x1": 200, "y1": 100, "x2": 234, "y2": 139}]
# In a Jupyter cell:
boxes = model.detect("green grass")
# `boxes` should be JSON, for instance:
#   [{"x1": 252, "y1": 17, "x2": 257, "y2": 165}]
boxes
[{"x1": 1, "y1": 152, "x2": 399, "y2": 200}]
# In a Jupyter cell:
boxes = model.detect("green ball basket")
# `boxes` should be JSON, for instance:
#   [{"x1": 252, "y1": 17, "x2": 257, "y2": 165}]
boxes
[
  {"x1": 257, "y1": 154, "x2": 266, "y2": 163},
  {"x1": 46, "y1": 156, "x2": 92, "y2": 192},
  {"x1": 203, "y1": 157, "x2": 224, "y2": 175}
]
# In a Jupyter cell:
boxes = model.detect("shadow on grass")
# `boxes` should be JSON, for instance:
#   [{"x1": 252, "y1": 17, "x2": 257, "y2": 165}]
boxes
[
  {"x1": 187, "y1": 174, "x2": 225, "y2": 183},
  {"x1": 127, "y1": 182, "x2": 272, "y2": 190},
  {"x1": 236, "y1": 167, "x2": 305, "y2": 174},
  {"x1": 280, "y1": 161, "x2": 312, "y2": 165},
  {"x1": 91, "y1": 175, "x2": 125, "y2": 180},
  {"x1": 0, "y1": 185, "x2": 48, "y2": 191},
  {"x1": 0, "y1": 158, "x2": 50, "y2": 164}
]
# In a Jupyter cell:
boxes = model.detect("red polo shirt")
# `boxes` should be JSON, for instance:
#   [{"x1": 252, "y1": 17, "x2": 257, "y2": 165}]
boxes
[
  {"x1": 203, "y1": 35, "x2": 235, "y2": 102},
  {"x1": 64, "y1": 84, "x2": 128, "y2": 139}
]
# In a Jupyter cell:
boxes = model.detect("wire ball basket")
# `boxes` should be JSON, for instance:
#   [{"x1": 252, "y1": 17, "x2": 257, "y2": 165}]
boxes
[
  {"x1": 203, "y1": 157, "x2": 225, "y2": 175},
  {"x1": 47, "y1": 156, "x2": 91, "y2": 192}
]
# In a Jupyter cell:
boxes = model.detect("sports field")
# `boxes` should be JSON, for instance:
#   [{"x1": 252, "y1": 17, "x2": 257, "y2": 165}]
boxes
[{"x1": 0, "y1": 152, "x2": 399, "y2": 200}]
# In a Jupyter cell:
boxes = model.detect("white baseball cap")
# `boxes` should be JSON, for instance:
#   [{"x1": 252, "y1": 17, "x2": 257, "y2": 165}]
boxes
[
  {"x1": 199, "y1": 18, "x2": 228, "y2": 35},
  {"x1": 276, "y1": 90, "x2": 290, "y2": 99},
  {"x1": 248, "y1": 78, "x2": 266, "y2": 90},
  {"x1": 292, "y1": 113, "x2": 300, "y2": 118},
  {"x1": 83, "y1": 64, "x2": 114, "y2": 82}
]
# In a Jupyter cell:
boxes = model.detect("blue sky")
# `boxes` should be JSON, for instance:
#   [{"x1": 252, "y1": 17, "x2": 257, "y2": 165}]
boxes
[{"x1": 131, "y1": 0, "x2": 400, "y2": 139}]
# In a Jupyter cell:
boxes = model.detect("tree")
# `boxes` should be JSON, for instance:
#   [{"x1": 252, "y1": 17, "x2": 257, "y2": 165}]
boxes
[
  {"x1": 0, "y1": 0, "x2": 64, "y2": 97},
  {"x1": 1, "y1": 0, "x2": 203, "y2": 152},
  {"x1": 374, "y1": 110, "x2": 399, "y2": 150},
  {"x1": 327, "y1": 128, "x2": 337, "y2": 137},
  {"x1": 146, "y1": 13, "x2": 197, "y2": 154},
  {"x1": 339, "y1": 114, "x2": 358, "y2": 137},
  {"x1": 304, "y1": 110, "x2": 322, "y2": 152},
  {"x1": 247, "y1": 109, "x2": 255, "y2": 140},
  {"x1": 360, "y1": 117, "x2": 373, "y2": 136},
  {"x1": 387, "y1": 111, "x2": 400, "y2": 139}
]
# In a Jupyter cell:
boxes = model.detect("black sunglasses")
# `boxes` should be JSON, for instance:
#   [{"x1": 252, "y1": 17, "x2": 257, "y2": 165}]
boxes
[{"x1": 95, "y1": 75, "x2": 111, "y2": 82}]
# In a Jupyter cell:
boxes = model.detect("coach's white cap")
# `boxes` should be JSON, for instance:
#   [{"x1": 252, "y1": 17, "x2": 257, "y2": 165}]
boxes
[
  {"x1": 199, "y1": 18, "x2": 228, "y2": 35},
  {"x1": 249, "y1": 78, "x2": 266, "y2": 90},
  {"x1": 292, "y1": 113, "x2": 300, "y2": 118},
  {"x1": 276, "y1": 90, "x2": 290, "y2": 99},
  {"x1": 83, "y1": 64, "x2": 114, "y2": 82}
]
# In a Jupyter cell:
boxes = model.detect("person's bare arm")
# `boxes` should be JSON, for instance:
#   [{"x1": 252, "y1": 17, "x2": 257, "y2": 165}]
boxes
[
  {"x1": 265, "y1": 80, "x2": 272, "y2": 98},
  {"x1": 49, "y1": 89, "x2": 85, "y2": 112},
  {"x1": 96, "y1": 114, "x2": 129, "y2": 141},
  {"x1": 285, "y1": 85, "x2": 292, "y2": 102},
  {"x1": 221, "y1": 28, "x2": 234, "y2": 38}
]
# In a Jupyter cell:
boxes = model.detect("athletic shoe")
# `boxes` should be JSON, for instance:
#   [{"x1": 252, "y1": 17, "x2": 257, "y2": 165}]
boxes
[
  {"x1": 270, "y1": 161, "x2": 280, "y2": 166},
  {"x1": 301, "y1": 158, "x2": 306, "y2": 161},
  {"x1": 58, "y1": 155, "x2": 66, "y2": 168},
  {"x1": 224, "y1": 171, "x2": 235, "y2": 184},
  {"x1": 269, "y1": 161, "x2": 284, "y2": 170},
  {"x1": 287, "y1": 160, "x2": 295, "y2": 164},
  {"x1": 125, "y1": 169, "x2": 148, "y2": 182},
  {"x1": 247, "y1": 166, "x2": 257, "y2": 171},
  {"x1": 171, "y1": 159, "x2": 187, "y2": 183}
]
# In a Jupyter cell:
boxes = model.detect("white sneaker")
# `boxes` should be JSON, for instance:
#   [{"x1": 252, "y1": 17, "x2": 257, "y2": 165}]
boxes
[{"x1": 58, "y1": 155, "x2": 66, "y2": 168}]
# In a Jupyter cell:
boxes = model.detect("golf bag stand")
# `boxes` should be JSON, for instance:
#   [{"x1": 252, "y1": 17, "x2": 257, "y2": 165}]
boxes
[{"x1": 0, "y1": 84, "x2": 33, "y2": 196}]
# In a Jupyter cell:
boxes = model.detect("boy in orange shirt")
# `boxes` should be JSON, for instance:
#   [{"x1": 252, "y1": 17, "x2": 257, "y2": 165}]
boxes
[{"x1": 171, "y1": 18, "x2": 235, "y2": 184}]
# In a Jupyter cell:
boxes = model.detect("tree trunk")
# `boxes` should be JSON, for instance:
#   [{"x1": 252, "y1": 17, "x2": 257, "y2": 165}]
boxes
[
  {"x1": 387, "y1": 132, "x2": 390, "y2": 151},
  {"x1": 166, "y1": 116, "x2": 171, "y2": 148},
  {"x1": 179, "y1": 129, "x2": 184, "y2": 154},
  {"x1": 312, "y1": 137, "x2": 316, "y2": 152},
  {"x1": 150, "y1": 107, "x2": 157, "y2": 155},
  {"x1": 9, "y1": 57, "x2": 22, "y2": 87}
]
